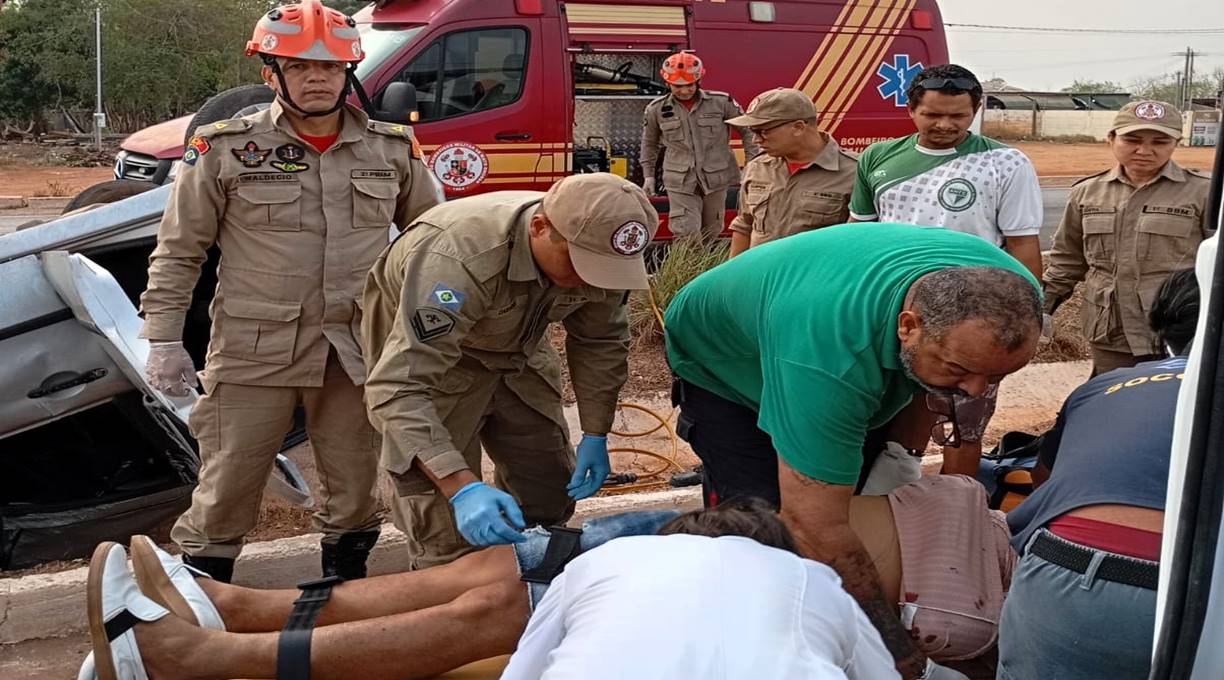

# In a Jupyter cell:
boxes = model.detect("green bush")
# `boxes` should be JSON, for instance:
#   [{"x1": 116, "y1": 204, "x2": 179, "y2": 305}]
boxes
[{"x1": 629, "y1": 238, "x2": 729, "y2": 341}]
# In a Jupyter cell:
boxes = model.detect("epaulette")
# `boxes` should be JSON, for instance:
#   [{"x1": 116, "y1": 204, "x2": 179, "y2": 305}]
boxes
[
  {"x1": 838, "y1": 147, "x2": 861, "y2": 161},
  {"x1": 1186, "y1": 167, "x2": 1212, "y2": 180},
  {"x1": 193, "y1": 117, "x2": 253, "y2": 139},
  {"x1": 1071, "y1": 168, "x2": 1111, "y2": 187},
  {"x1": 367, "y1": 119, "x2": 416, "y2": 142},
  {"x1": 647, "y1": 94, "x2": 669, "y2": 107},
  {"x1": 703, "y1": 90, "x2": 731, "y2": 99}
]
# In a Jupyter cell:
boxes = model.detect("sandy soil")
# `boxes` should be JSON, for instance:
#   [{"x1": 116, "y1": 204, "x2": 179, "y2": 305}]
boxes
[{"x1": 1014, "y1": 141, "x2": 1216, "y2": 178}]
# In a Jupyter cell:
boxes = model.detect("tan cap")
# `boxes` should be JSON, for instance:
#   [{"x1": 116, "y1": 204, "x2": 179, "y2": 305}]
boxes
[
  {"x1": 1112, "y1": 100, "x2": 1183, "y2": 140},
  {"x1": 725, "y1": 87, "x2": 817, "y2": 127},
  {"x1": 542, "y1": 173, "x2": 659, "y2": 290}
]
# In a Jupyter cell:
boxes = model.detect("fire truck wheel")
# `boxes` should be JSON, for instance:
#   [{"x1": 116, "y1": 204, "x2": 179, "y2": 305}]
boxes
[{"x1": 184, "y1": 84, "x2": 276, "y2": 146}]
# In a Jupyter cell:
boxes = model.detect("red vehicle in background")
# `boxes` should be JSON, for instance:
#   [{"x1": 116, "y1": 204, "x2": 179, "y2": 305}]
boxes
[{"x1": 107, "y1": 0, "x2": 949, "y2": 237}]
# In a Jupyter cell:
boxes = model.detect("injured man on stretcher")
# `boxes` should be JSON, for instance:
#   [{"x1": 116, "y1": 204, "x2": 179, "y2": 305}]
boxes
[{"x1": 84, "y1": 474, "x2": 1010, "y2": 680}]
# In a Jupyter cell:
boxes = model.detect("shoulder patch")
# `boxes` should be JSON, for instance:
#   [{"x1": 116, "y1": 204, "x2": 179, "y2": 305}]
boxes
[
  {"x1": 1071, "y1": 169, "x2": 1111, "y2": 187},
  {"x1": 194, "y1": 117, "x2": 253, "y2": 139}
]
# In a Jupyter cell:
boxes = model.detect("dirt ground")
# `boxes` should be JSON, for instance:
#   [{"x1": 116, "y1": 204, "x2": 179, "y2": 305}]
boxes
[
  {"x1": 1014, "y1": 141, "x2": 1216, "y2": 177},
  {"x1": 0, "y1": 139, "x2": 1213, "y2": 200}
]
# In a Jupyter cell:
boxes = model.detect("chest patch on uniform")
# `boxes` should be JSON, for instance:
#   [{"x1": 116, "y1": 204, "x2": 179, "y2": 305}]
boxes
[
  {"x1": 937, "y1": 178, "x2": 977, "y2": 212},
  {"x1": 232, "y1": 141, "x2": 272, "y2": 168},
  {"x1": 411, "y1": 307, "x2": 455, "y2": 342},
  {"x1": 276, "y1": 144, "x2": 306, "y2": 162},
  {"x1": 183, "y1": 136, "x2": 211, "y2": 166},
  {"x1": 237, "y1": 173, "x2": 297, "y2": 184},
  {"x1": 429, "y1": 283, "x2": 466, "y2": 312},
  {"x1": 271, "y1": 160, "x2": 309, "y2": 173},
  {"x1": 352, "y1": 169, "x2": 397, "y2": 180},
  {"x1": 1142, "y1": 205, "x2": 1195, "y2": 217}
]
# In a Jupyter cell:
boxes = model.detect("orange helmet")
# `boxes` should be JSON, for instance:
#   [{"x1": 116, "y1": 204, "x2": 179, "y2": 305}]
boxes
[
  {"x1": 245, "y1": 0, "x2": 364, "y2": 63},
  {"x1": 660, "y1": 52, "x2": 705, "y2": 86}
]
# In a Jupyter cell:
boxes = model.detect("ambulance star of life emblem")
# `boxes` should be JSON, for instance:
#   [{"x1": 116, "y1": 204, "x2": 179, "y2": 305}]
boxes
[{"x1": 877, "y1": 54, "x2": 924, "y2": 107}]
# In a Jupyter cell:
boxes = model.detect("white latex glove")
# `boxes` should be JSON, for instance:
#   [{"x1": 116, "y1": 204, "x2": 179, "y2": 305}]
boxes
[
  {"x1": 146, "y1": 340, "x2": 198, "y2": 397},
  {"x1": 1040, "y1": 312, "x2": 1054, "y2": 344},
  {"x1": 642, "y1": 176, "x2": 656, "y2": 195},
  {"x1": 921, "y1": 659, "x2": 971, "y2": 680},
  {"x1": 860, "y1": 441, "x2": 923, "y2": 496}
]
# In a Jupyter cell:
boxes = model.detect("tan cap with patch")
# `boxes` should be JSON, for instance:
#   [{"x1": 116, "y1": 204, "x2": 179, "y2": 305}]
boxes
[
  {"x1": 1112, "y1": 100, "x2": 1183, "y2": 140},
  {"x1": 725, "y1": 87, "x2": 818, "y2": 127},
  {"x1": 542, "y1": 173, "x2": 659, "y2": 290}
]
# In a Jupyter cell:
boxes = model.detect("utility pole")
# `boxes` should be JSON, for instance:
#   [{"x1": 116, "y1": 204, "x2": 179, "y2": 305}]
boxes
[{"x1": 93, "y1": 5, "x2": 105, "y2": 152}]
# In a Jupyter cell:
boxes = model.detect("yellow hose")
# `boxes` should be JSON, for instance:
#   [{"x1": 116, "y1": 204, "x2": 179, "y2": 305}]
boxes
[{"x1": 598, "y1": 285, "x2": 688, "y2": 495}]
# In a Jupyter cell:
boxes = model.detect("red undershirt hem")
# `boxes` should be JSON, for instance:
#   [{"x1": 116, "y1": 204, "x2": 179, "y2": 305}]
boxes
[
  {"x1": 299, "y1": 132, "x2": 339, "y2": 154},
  {"x1": 1047, "y1": 514, "x2": 1161, "y2": 561}
]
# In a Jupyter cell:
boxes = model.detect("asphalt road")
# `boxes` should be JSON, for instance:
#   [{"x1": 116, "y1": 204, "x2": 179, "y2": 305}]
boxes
[{"x1": 1040, "y1": 187, "x2": 1070, "y2": 249}]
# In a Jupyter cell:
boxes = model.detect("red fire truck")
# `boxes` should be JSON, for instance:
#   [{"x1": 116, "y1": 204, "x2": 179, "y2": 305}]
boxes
[{"x1": 107, "y1": 0, "x2": 949, "y2": 236}]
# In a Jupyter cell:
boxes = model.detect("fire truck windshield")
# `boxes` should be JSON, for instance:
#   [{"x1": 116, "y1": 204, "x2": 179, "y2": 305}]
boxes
[{"x1": 355, "y1": 23, "x2": 426, "y2": 82}]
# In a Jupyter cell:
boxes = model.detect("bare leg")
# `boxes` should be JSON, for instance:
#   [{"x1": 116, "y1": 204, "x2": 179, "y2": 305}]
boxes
[
  {"x1": 137, "y1": 579, "x2": 530, "y2": 680},
  {"x1": 200, "y1": 545, "x2": 518, "y2": 632}
]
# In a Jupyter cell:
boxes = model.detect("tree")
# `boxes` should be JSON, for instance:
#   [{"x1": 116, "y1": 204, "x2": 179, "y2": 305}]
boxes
[
  {"x1": 1060, "y1": 79, "x2": 1124, "y2": 93},
  {"x1": 1131, "y1": 70, "x2": 1222, "y2": 106},
  {"x1": 323, "y1": 0, "x2": 371, "y2": 15}
]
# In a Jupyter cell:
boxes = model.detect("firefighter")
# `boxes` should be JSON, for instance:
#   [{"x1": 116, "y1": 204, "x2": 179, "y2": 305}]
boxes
[
  {"x1": 1044, "y1": 100, "x2": 1212, "y2": 376},
  {"x1": 139, "y1": 0, "x2": 442, "y2": 583},
  {"x1": 640, "y1": 51, "x2": 759, "y2": 240},
  {"x1": 724, "y1": 87, "x2": 858, "y2": 257},
  {"x1": 361, "y1": 174, "x2": 657, "y2": 569}
]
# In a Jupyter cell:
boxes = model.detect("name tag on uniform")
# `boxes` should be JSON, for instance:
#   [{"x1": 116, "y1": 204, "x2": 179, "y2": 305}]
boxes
[
  {"x1": 814, "y1": 192, "x2": 844, "y2": 200},
  {"x1": 237, "y1": 173, "x2": 297, "y2": 183},
  {"x1": 1142, "y1": 205, "x2": 1195, "y2": 217},
  {"x1": 1081, "y1": 206, "x2": 1117, "y2": 215},
  {"x1": 352, "y1": 169, "x2": 397, "y2": 180}
]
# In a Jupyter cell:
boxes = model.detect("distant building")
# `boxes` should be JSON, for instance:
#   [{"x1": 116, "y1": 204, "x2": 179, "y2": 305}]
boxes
[{"x1": 985, "y1": 91, "x2": 1133, "y2": 111}]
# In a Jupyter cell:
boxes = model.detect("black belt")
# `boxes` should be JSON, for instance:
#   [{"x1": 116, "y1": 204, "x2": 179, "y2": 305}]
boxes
[{"x1": 1031, "y1": 529, "x2": 1159, "y2": 590}]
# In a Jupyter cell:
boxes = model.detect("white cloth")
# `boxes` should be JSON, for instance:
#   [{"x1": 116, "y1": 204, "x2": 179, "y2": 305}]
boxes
[
  {"x1": 501, "y1": 535, "x2": 900, "y2": 680},
  {"x1": 860, "y1": 441, "x2": 923, "y2": 496}
]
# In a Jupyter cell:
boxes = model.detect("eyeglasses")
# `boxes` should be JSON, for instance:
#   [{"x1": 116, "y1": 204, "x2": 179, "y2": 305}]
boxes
[
  {"x1": 926, "y1": 393, "x2": 963, "y2": 448},
  {"x1": 915, "y1": 77, "x2": 978, "y2": 91},
  {"x1": 748, "y1": 120, "x2": 796, "y2": 138}
]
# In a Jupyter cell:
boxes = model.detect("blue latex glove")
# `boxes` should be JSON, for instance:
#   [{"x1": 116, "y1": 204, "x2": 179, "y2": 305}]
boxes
[
  {"x1": 448, "y1": 482, "x2": 527, "y2": 546},
  {"x1": 567, "y1": 434, "x2": 611, "y2": 500}
]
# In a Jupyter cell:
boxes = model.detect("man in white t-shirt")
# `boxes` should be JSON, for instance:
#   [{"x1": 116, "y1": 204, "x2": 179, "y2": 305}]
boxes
[{"x1": 849, "y1": 63, "x2": 1043, "y2": 283}]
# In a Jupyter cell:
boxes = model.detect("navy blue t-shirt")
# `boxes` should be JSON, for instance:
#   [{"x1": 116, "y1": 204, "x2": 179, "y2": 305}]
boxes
[{"x1": 1008, "y1": 357, "x2": 1187, "y2": 553}]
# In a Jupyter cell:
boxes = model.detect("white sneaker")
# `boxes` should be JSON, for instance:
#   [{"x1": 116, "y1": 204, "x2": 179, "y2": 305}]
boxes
[
  {"x1": 77, "y1": 652, "x2": 97, "y2": 680},
  {"x1": 86, "y1": 542, "x2": 169, "y2": 680},
  {"x1": 129, "y1": 535, "x2": 225, "y2": 631}
]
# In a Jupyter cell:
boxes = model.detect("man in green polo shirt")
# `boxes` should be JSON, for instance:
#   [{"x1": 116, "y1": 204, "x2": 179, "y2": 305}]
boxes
[{"x1": 665, "y1": 222, "x2": 1042, "y2": 679}]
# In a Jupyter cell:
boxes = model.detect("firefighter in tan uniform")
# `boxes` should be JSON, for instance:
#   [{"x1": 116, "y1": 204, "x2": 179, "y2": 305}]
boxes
[
  {"x1": 139, "y1": 1, "x2": 441, "y2": 582},
  {"x1": 640, "y1": 52, "x2": 759, "y2": 240},
  {"x1": 724, "y1": 88, "x2": 857, "y2": 257},
  {"x1": 1044, "y1": 100, "x2": 1212, "y2": 376},
  {"x1": 362, "y1": 174, "x2": 657, "y2": 568}
]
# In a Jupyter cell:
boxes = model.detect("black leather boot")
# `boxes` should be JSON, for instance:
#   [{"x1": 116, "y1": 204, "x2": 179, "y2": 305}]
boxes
[
  {"x1": 182, "y1": 554, "x2": 235, "y2": 583},
  {"x1": 320, "y1": 530, "x2": 380, "y2": 580}
]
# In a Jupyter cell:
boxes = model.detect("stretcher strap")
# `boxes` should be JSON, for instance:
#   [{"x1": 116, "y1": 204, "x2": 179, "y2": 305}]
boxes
[
  {"x1": 520, "y1": 526, "x2": 584, "y2": 584},
  {"x1": 277, "y1": 575, "x2": 342, "y2": 680}
]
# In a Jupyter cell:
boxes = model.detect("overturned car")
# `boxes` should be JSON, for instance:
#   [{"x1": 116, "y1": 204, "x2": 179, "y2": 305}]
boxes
[{"x1": 0, "y1": 189, "x2": 310, "y2": 570}]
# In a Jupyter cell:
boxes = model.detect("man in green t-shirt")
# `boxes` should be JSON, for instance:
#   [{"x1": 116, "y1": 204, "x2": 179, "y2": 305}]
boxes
[{"x1": 665, "y1": 223, "x2": 1042, "y2": 679}]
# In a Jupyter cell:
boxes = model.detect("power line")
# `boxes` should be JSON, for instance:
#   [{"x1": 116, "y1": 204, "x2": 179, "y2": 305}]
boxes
[{"x1": 946, "y1": 22, "x2": 1224, "y2": 35}]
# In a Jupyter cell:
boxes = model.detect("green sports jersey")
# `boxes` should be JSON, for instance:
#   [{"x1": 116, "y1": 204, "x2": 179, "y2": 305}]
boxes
[
  {"x1": 848, "y1": 133, "x2": 1043, "y2": 245},
  {"x1": 664, "y1": 223, "x2": 1039, "y2": 485}
]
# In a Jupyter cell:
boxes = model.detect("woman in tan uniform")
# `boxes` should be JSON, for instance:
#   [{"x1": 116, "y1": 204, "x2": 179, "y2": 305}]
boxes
[{"x1": 1043, "y1": 100, "x2": 1211, "y2": 376}]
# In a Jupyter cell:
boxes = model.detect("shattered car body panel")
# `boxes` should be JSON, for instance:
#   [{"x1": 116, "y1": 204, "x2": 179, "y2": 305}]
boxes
[{"x1": 0, "y1": 193, "x2": 312, "y2": 569}]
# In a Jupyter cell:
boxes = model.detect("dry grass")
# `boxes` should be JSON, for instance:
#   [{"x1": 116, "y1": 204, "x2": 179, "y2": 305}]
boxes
[
  {"x1": 32, "y1": 181, "x2": 74, "y2": 197},
  {"x1": 629, "y1": 238, "x2": 730, "y2": 341}
]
